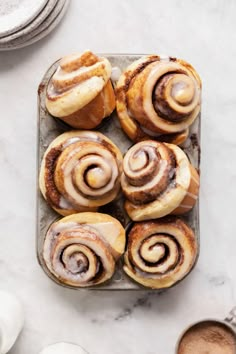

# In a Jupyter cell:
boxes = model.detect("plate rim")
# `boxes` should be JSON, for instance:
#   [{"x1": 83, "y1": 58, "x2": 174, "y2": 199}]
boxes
[
  {"x1": 0, "y1": 0, "x2": 70, "y2": 51},
  {"x1": 0, "y1": 0, "x2": 59, "y2": 44},
  {"x1": 0, "y1": 0, "x2": 49, "y2": 37}
]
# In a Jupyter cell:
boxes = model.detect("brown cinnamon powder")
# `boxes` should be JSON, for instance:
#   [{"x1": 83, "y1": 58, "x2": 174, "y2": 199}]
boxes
[{"x1": 178, "y1": 321, "x2": 236, "y2": 354}]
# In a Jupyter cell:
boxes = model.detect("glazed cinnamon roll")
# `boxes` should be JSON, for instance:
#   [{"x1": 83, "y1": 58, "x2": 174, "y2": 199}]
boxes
[
  {"x1": 116, "y1": 55, "x2": 201, "y2": 144},
  {"x1": 124, "y1": 217, "x2": 198, "y2": 289},
  {"x1": 43, "y1": 212, "x2": 126, "y2": 287},
  {"x1": 46, "y1": 51, "x2": 116, "y2": 129},
  {"x1": 121, "y1": 140, "x2": 199, "y2": 221},
  {"x1": 39, "y1": 131, "x2": 123, "y2": 216}
]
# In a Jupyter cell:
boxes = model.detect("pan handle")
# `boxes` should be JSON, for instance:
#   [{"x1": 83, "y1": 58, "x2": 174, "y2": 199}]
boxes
[{"x1": 225, "y1": 307, "x2": 236, "y2": 327}]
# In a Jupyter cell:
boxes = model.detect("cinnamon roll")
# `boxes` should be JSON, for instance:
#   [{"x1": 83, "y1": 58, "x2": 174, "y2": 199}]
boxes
[
  {"x1": 121, "y1": 140, "x2": 199, "y2": 221},
  {"x1": 46, "y1": 51, "x2": 116, "y2": 129},
  {"x1": 116, "y1": 55, "x2": 201, "y2": 144},
  {"x1": 39, "y1": 131, "x2": 123, "y2": 216},
  {"x1": 43, "y1": 212, "x2": 126, "y2": 287},
  {"x1": 124, "y1": 217, "x2": 198, "y2": 289}
]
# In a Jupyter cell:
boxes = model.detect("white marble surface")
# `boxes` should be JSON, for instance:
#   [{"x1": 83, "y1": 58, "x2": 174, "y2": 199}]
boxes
[{"x1": 0, "y1": 0, "x2": 236, "y2": 353}]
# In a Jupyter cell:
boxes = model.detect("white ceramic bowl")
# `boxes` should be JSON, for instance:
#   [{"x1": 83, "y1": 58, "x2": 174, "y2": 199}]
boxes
[
  {"x1": 39, "y1": 342, "x2": 89, "y2": 354},
  {"x1": 0, "y1": 290, "x2": 24, "y2": 354}
]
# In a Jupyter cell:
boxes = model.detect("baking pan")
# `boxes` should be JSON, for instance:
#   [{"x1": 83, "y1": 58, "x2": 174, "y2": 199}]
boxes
[{"x1": 37, "y1": 54, "x2": 201, "y2": 290}]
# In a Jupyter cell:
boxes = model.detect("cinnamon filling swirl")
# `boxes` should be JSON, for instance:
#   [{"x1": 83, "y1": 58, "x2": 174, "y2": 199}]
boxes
[
  {"x1": 39, "y1": 131, "x2": 123, "y2": 216},
  {"x1": 116, "y1": 54, "x2": 201, "y2": 144},
  {"x1": 121, "y1": 140, "x2": 199, "y2": 221},
  {"x1": 43, "y1": 212, "x2": 126, "y2": 287},
  {"x1": 152, "y1": 71, "x2": 199, "y2": 122},
  {"x1": 122, "y1": 141, "x2": 175, "y2": 204},
  {"x1": 45, "y1": 51, "x2": 116, "y2": 129},
  {"x1": 123, "y1": 218, "x2": 198, "y2": 289}
]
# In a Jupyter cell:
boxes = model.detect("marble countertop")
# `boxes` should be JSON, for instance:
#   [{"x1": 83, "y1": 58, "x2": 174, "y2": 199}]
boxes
[{"x1": 0, "y1": 0, "x2": 236, "y2": 353}]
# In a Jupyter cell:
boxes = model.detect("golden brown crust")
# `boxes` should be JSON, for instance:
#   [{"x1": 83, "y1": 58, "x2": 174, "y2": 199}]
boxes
[
  {"x1": 172, "y1": 164, "x2": 200, "y2": 214},
  {"x1": 39, "y1": 131, "x2": 123, "y2": 216},
  {"x1": 57, "y1": 80, "x2": 116, "y2": 129},
  {"x1": 116, "y1": 55, "x2": 201, "y2": 144},
  {"x1": 121, "y1": 141, "x2": 200, "y2": 221},
  {"x1": 46, "y1": 51, "x2": 116, "y2": 129},
  {"x1": 43, "y1": 212, "x2": 126, "y2": 287},
  {"x1": 123, "y1": 217, "x2": 198, "y2": 289}
]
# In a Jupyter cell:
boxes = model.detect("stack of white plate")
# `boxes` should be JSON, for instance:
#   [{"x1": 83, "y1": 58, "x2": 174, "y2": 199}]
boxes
[{"x1": 0, "y1": 0, "x2": 70, "y2": 50}]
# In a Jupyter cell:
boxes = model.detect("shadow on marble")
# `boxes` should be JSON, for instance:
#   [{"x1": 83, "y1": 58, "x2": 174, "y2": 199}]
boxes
[{"x1": 43, "y1": 268, "x2": 198, "y2": 322}]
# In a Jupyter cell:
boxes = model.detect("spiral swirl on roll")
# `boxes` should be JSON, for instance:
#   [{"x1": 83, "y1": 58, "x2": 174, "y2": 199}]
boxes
[
  {"x1": 46, "y1": 51, "x2": 116, "y2": 129},
  {"x1": 116, "y1": 55, "x2": 201, "y2": 144},
  {"x1": 124, "y1": 217, "x2": 198, "y2": 289},
  {"x1": 121, "y1": 140, "x2": 199, "y2": 221},
  {"x1": 43, "y1": 213, "x2": 126, "y2": 287},
  {"x1": 39, "y1": 131, "x2": 123, "y2": 216}
]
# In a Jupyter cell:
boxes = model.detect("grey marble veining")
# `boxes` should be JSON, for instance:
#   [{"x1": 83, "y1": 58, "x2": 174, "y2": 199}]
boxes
[{"x1": 0, "y1": 0, "x2": 236, "y2": 353}]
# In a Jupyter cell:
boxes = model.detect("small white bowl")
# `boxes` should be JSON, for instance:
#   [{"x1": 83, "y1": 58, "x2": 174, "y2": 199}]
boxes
[
  {"x1": 39, "y1": 342, "x2": 89, "y2": 354},
  {"x1": 0, "y1": 290, "x2": 24, "y2": 354}
]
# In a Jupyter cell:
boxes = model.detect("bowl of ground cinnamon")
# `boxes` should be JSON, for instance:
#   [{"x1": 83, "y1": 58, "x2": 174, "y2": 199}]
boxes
[{"x1": 176, "y1": 320, "x2": 236, "y2": 354}]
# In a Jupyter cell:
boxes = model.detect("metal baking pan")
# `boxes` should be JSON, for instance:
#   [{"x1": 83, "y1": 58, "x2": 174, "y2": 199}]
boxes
[{"x1": 37, "y1": 54, "x2": 201, "y2": 290}]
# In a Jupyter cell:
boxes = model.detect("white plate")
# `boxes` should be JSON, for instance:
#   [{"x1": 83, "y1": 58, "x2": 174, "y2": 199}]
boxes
[
  {"x1": 0, "y1": 0, "x2": 66, "y2": 47},
  {"x1": 0, "y1": 0, "x2": 59, "y2": 44},
  {"x1": 0, "y1": 0, "x2": 70, "y2": 51},
  {"x1": 0, "y1": 0, "x2": 48, "y2": 37}
]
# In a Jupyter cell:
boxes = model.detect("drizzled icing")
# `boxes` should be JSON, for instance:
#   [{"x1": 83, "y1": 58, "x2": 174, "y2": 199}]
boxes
[
  {"x1": 159, "y1": 54, "x2": 170, "y2": 62},
  {"x1": 45, "y1": 51, "x2": 115, "y2": 125},
  {"x1": 111, "y1": 66, "x2": 122, "y2": 83},
  {"x1": 62, "y1": 137, "x2": 80, "y2": 148},
  {"x1": 116, "y1": 54, "x2": 201, "y2": 143},
  {"x1": 122, "y1": 140, "x2": 199, "y2": 221},
  {"x1": 43, "y1": 213, "x2": 125, "y2": 287},
  {"x1": 40, "y1": 131, "x2": 123, "y2": 216},
  {"x1": 46, "y1": 51, "x2": 111, "y2": 107},
  {"x1": 59, "y1": 196, "x2": 73, "y2": 209}
]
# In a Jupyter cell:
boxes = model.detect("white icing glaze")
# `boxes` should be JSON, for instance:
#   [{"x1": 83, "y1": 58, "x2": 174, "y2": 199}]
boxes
[
  {"x1": 50, "y1": 221, "x2": 78, "y2": 234},
  {"x1": 59, "y1": 196, "x2": 74, "y2": 210},
  {"x1": 159, "y1": 54, "x2": 170, "y2": 62},
  {"x1": 111, "y1": 66, "x2": 122, "y2": 82},
  {"x1": 178, "y1": 204, "x2": 192, "y2": 209},
  {"x1": 191, "y1": 173, "x2": 200, "y2": 185},
  {"x1": 46, "y1": 52, "x2": 112, "y2": 117},
  {"x1": 62, "y1": 148, "x2": 118, "y2": 208},
  {"x1": 62, "y1": 137, "x2": 80, "y2": 148},
  {"x1": 186, "y1": 191, "x2": 198, "y2": 199},
  {"x1": 43, "y1": 221, "x2": 78, "y2": 264},
  {"x1": 86, "y1": 222, "x2": 120, "y2": 245}
]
